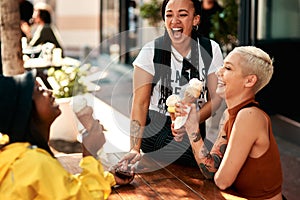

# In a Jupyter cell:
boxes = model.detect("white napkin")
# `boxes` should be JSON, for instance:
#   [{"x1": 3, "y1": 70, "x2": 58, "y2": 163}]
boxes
[{"x1": 174, "y1": 106, "x2": 191, "y2": 130}]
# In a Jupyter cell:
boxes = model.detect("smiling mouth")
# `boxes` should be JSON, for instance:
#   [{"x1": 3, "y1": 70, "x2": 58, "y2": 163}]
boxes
[
  {"x1": 172, "y1": 28, "x2": 183, "y2": 34},
  {"x1": 171, "y1": 28, "x2": 183, "y2": 39},
  {"x1": 217, "y1": 79, "x2": 225, "y2": 86}
]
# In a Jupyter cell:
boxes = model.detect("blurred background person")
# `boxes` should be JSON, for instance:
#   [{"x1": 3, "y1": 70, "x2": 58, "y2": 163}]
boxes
[
  {"x1": 198, "y1": 0, "x2": 223, "y2": 38},
  {"x1": 19, "y1": 0, "x2": 34, "y2": 41},
  {"x1": 29, "y1": 2, "x2": 63, "y2": 51}
]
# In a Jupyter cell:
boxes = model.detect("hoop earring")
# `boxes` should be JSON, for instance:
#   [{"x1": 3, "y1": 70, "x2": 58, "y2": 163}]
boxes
[{"x1": 193, "y1": 25, "x2": 199, "y2": 31}]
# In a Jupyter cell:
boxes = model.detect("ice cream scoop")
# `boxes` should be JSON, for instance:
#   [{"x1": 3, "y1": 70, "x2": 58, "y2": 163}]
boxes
[
  {"x1": 183, "y1": 78, "x2": 203, "y2": 102},
  {"x1": 166, "y1": 94, "x2": 180, "y2": 122}
]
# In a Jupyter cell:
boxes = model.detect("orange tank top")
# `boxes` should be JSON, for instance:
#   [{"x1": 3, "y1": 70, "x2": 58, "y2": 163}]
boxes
[{"x1": 224, "y1": 98, "x2": 283, "y2": 199}]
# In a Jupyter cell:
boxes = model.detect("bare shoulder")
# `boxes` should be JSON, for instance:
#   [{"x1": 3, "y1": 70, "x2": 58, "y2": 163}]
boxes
[
  {"x1": 237, "y1": 106, "x2": 266, "y2": 120},
  {"x1": 235, "y1": 106, "x2": 268, "y2": 129}
]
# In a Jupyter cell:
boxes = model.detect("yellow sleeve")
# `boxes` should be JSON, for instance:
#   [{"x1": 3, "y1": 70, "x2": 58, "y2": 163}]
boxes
[
  {"x1": 78, "y1": 156, "x2": 117, "y2": 199},
  {"x1": 0, "y1": 147, "x2": 115, "y2": 200}
]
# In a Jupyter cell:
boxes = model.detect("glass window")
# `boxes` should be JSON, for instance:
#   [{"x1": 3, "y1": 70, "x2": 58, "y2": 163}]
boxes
[
  {"x1": 101, "y1": 0, "x2": 120, "y2": 54},
  {"x1": 257, "y1": 0, "x2": 300, "y2": 39}
]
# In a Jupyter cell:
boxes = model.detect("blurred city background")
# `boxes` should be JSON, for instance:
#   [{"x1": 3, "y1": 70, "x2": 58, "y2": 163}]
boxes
[
  {"x1": 25, "y1": 0, "x2": 299, "y2": 121},
  {"x1": 25, "y1": 0, "x2": 299, "y2": 134}
]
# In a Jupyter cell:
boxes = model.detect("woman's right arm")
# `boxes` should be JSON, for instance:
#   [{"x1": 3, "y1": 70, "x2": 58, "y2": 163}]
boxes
[
  {"x1": 118, "y1": 41, "x2": 155, "y2": 167},
  {"x1": 119, "y1": 66, "x2": 153, "y2": 166},
  {"x1": 130, "y1": 66, "x2": 152, "y2": 151}
]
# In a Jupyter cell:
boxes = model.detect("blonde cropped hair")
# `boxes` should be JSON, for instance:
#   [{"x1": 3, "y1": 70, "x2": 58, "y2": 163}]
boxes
[{"x1": 231, "y1": 46, "x2": 274, "y2": 93}]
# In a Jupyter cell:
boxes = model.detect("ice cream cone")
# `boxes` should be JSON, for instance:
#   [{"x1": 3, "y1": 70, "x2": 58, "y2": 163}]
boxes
[
  {"x1": 174, "y1": 78, "x2": 203, "y2": 130},
  {"x1": 182, "y1": 78, "x2": 203, "y2": 103},
  {"x1": 72, "y1": 95, "x2": 87, "y2": 113},
  {"x1": 72, "y1": 96, "x2": 94, "y2": 130},
  {"x1": 166, "y1": 95, "x2": 180, "y2": 123},
  {"x1": 75, "y1": 106, "x2": 94, "y2": 131}
]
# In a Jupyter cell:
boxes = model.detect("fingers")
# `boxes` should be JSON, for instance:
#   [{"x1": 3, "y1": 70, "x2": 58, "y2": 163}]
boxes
[
  {"x1": 172, "y1": 126, "x2": 185, "y2": 135},
  {"x1": 113, "y1": 150, "x2": 141, "y2": 185},
  {"x1": 130, "y1": 153, "x2": 141, "y2": 164},
  {"x1": 187, "y1": 104, "x2": 198, "y2": 122},
  {"x1": 175, "y1": 102, "x2": 189, "y2": 117},
  {"x1": 173, "y1": 126, "x2": 185, "y2": 141},
  {"x1": 116, "y1": 159, "x2": 127, "y2": 172},
  {"x1": 118, "y1": 152, "x2": 132, "y2": 163},
  {"x1": 174, "y1": 131, "x2": 185, "y2": 141},
  {"x1": 174, "y1": 136, "x2": 184, "y2": 142},
  {"x1": 108, "y1": 163, "x2": 121, "y2": 173},
  {"x1": 171, "y1": 124, "x2": 186, "y2": 142},
  {"x1": 118, "y1": 150, "x2": 141, "y2": 171},
  {"x1": 82, "y1": 122, "x2": 106, "y2": 157}
]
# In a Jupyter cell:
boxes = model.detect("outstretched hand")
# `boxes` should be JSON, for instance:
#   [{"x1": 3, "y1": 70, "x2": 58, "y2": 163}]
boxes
[
  {"x1": 118, "y1": 149, "x2": 141, "y2": 169},
  {"x1": 107, "y1": 148, "x2": 141, "y2": 185}
]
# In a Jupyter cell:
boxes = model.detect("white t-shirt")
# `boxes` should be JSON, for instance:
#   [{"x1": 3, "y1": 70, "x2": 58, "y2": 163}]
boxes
[{"x1": 133, "y1": 38, "x2": 224, "y2": 115}]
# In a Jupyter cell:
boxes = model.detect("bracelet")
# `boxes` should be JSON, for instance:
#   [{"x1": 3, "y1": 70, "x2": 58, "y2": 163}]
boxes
[{"x1": 188, "y1": 131, "x2": 201, "y2": 142}]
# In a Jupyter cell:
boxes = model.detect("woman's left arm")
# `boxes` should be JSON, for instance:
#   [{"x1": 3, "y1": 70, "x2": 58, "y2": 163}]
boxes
[{"x1": 214, "y1": 108, "x2": 265, "y2": 190}]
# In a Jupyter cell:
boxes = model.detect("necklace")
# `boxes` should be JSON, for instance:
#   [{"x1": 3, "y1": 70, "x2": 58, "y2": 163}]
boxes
[
  {"x1": 171, "y1": 47, "x2": 192, "y2": 63},
  {"x1": 171, "y1": 51, "x2": 183, "y2": 63}
]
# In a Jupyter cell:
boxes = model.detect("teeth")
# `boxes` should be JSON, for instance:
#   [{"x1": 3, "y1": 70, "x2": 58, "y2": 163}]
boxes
[
  {"x1": 217, "y1": 79, "x2": 224, "y2": 84},
  {"x1": 172, "y1": 28, "x2": 182, "y2": 31}
]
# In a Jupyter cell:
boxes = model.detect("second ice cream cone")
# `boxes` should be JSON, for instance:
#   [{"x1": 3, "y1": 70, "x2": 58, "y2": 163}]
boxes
[{"x1": 166, "y1": 95, "x2": 180, "y2": 123}]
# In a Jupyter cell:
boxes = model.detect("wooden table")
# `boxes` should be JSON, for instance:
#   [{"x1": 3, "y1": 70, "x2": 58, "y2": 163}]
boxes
[
  {"x1": 54, "y1": 93, "x2": 245, "y2": 200},
  {"x1": 56, "y1": 152, "x2": 246, "y2": 200}
]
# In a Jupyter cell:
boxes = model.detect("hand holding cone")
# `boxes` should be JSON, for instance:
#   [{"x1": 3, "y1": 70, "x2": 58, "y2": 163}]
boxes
[
  {"x1": 72, "y1": 96, "x2": 106, "y2": 157},
  {"x1": 174, "y1": 78, "x2": 203, "y2": 130}
]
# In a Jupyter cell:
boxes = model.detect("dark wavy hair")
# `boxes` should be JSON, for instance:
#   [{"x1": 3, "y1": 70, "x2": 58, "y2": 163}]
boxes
[
  {"x1": 39, "y1": 9, "x2": 51, "y2": 24},
  {"x1": 161, "y1": 0, "x2": 202, "y2": 21}
]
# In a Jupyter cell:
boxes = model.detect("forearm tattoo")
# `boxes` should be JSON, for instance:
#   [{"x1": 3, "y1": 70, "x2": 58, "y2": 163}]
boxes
[
  {"x1": 188, "y1": 132, "x2": 201, "y2": 142},
  {"x1": 199, "y1": 135, "x2": 228, "y2": 179},
  {"x1": 130, "y1": 120, "x2": 141, "y2": 148},
  {"x1": 200, "y1": 143, "x2": 209, "y2": 156}
]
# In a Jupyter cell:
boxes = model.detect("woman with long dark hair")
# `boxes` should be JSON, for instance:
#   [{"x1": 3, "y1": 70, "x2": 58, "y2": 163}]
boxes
[{"x1": 0, "y1": 71, "x2": 134, "y2": 199}]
